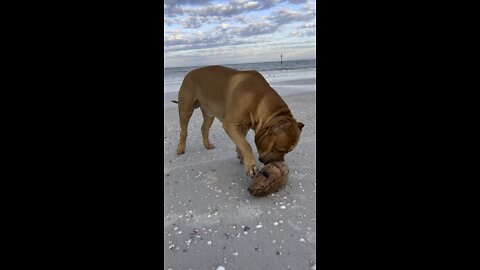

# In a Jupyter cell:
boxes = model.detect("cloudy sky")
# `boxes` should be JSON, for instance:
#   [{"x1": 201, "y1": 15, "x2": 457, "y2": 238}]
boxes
[{"x1": 164, "y1": 0, "x2": 316, "y2": 68}]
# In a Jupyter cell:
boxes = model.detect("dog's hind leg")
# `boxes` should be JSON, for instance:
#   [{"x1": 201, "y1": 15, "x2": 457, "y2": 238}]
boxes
[
  {"x1": 175, "y1": 83, "x2": 196, "y2": 155},
  {"x1": 200, "y1": 107, "x2": 215, "y2": 150}
]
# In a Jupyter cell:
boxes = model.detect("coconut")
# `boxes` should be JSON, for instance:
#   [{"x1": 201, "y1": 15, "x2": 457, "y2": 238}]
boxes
[{"x1": 248, "y1": 162, "x2": 289, "y2": 196}]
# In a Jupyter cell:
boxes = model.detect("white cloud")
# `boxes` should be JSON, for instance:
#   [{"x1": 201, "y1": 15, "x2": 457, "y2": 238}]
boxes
[{"x1": 164, "y1": 0, "x2": 316, "y2": 66}]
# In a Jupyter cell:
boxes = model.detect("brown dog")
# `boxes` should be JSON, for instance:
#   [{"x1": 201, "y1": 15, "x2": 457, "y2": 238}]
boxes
[{"x1": 174, "y1": 66, "x2": 304, "y2": 177}]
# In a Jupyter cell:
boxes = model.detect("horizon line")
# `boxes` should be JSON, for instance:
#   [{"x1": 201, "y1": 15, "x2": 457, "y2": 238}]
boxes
[{"x1": 164, "y1": 58, "x2": 316, "y2": 69}]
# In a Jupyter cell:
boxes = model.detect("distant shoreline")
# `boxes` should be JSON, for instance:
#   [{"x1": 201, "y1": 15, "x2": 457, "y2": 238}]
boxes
[
  {"x1": 271, "y1": 78, "x2": 316, "y2": 86},
  {"x1": 164, "y1": 58, "x2": 316, "y2": 69}
]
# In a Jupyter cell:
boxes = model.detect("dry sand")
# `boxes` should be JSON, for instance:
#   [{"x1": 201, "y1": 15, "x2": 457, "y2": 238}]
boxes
[{"x1": 164, "y1": 88, "x2": 316, "y2": 270}]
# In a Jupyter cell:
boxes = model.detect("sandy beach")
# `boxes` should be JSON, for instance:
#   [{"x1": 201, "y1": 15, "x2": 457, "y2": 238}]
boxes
[{"x1": 164, "y1": 77, "x2": 316, "y2": 270}]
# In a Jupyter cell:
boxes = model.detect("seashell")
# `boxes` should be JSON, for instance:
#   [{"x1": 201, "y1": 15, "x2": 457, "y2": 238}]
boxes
[{"x1": 248, "y1": 162, "x2": 289, "y2": 196}]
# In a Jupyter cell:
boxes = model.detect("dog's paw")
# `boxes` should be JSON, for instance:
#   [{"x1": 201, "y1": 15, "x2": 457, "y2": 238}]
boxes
[
  {"x1": 245, "y1": 164, "x2": 259, "y2": 178},
  {"x1": 176, "y1": 146, "x2": 185, "y2": 155},
  {"x1": 204, "y1": 143, "x2": 215, "y2": 150}
]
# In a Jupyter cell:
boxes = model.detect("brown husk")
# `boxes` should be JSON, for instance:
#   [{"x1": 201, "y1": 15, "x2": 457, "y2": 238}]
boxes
[{"x1": 248, "y1": 162, "x2": 289, "y2": 196}]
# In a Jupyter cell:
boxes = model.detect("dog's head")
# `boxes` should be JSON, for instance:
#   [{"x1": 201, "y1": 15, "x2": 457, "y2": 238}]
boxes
[{"x1": 255, "y1": 117, "x2": 304, "y2": 164}]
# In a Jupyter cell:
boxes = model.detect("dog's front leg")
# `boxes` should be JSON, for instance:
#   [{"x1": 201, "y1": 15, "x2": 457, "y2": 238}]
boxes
[{"x1": 223, "y1": 123, "x2": 258, "y2": 178}]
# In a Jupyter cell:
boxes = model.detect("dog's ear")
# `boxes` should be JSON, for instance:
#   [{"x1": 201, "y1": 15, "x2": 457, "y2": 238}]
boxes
[{"x1": 297, "y1": 122, "x2": 304, "y2": 130}]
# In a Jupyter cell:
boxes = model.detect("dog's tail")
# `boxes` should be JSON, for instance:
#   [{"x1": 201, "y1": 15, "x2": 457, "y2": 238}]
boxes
[{"x1": 171, "y1": 100, "x2": 178, "y2": 104}]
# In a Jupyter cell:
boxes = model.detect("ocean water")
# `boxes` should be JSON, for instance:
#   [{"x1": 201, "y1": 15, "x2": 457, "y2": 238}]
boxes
[{"x1": 164, "y1": 59, "x2": 316, "y2": 94}]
